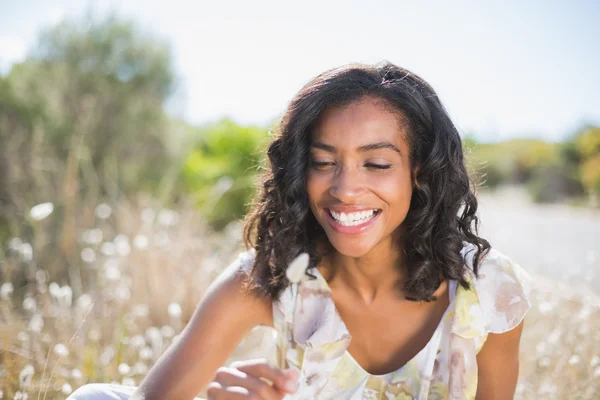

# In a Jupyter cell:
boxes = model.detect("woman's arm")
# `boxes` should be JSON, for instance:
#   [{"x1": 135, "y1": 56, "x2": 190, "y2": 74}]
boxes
[
  {"x1": 475, "y1": 319, "x2": 525, "y2": 400},
  {"x1": 131, "y1": 261, "x2": 273, "y2": 400}
]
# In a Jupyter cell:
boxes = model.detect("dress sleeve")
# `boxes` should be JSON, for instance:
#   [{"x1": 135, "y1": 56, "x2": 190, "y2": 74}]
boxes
[{"x1": 465, "y1": 246, "x2": 536, "y2": 334}]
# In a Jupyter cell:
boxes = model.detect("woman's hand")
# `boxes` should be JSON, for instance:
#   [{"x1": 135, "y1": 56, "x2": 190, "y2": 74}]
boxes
[{"x1": 206, "y1": 358, "x2": 299, "y2": 399}]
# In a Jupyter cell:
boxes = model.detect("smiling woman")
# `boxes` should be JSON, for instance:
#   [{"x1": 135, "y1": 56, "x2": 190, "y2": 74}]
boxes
[{"x1": 70, "y1": 62, "x2": 533, "y2": 400}]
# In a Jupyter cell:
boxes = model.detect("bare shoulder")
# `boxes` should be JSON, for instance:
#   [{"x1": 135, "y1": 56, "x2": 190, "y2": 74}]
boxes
[{"x1": 132, "y1": 255, "x2": 273, "y2": 399}]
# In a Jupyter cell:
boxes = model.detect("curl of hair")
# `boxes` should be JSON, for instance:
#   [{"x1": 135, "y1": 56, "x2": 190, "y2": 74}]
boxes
[{"x1": 243, "y1": 61, "x2": 490, "y2": 302}]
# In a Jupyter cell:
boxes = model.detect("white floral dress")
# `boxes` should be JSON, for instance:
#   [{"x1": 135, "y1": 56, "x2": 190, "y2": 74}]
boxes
[{"x1": 236, "y1": 243, "x2": 534, "y2": 400}]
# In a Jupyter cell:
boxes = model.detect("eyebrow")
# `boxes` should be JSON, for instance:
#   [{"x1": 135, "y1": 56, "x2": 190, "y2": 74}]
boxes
[{"x1": 310, "y1": 140, "x2": 402, "y2": 155}]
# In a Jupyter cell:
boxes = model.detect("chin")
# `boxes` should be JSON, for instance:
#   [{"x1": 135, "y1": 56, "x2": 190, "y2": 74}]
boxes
[{"x1": 326, "y1": 237, "x2": 376, "y2": 258}]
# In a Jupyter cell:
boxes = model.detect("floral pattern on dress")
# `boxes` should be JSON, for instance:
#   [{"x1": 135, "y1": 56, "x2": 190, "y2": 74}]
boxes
[{"x1": 234, "y1": 242, "x2": 534, "y2": 399}]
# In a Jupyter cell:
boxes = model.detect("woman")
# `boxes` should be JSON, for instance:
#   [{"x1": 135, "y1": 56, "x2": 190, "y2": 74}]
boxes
[{"x1": 70, "y1": 62, "x2": 534, "y2": 399}]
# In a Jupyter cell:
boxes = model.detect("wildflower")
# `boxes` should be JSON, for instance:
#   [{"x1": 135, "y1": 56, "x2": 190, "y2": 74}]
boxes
[
  {"x1": 54, "y1": 343, "x2": 69, "y2": 357},
  {"x1": 22, "y1": 297, "x2": 36, "y2": 312},
  {"x1": 133, "y1": 362, "x2": 148, "y2": 375},
  {"x1": 568, "y1": 354, "x2": 581, "y2": 365},
  {"x1": 101, "y1": 242, "x2": 117, "y2": 256},
  {"x1": 160, "y1": 325, "x2": 175, "y2": 338},
  {"x1": 82, "y1": 229, "x2": 103, "y2": 245},
  {"x1": 77, "y1": 294, "x2": 93, "y2": 310},
  {"x1": 286, "y1": 253, "x2": 310, "y2": 284},
  {"x1": 19, "y1": 243, "x2": 33, "y2": 262},
  {"x1": 134, "y1": 234, "x2": 149, "y2": 249},
  {"x1": 19, "y1": 364, "x2": 34, "y2": 389},
  {"x1": 158, "y1": 209, "x2": 179, "y2": 227},
  {"x1": 30, "y1": 202, "x2": 53, "y2": 221},
  {"x1": 115, "y1": 234, "x2": 131, "y2": 256},
  {"x1": 279, "y1": 252, "x2": 310, "y2": 369},
  {"x1": 139, "y1": 346, "x2": 153, "y2": 360},
  {"x1": 71, "y1": 368, "x2": 83, "y2": 380},
  {"x1": 79, "y1": 247, "x2": 96, "y2": 264},
  {"x1": 0, "y1": 282, "x2": 14, "y2": 300},
  {"x1": 61, "y1": 383, "x2": 73, "y2": 395},
  {"x1": 168, "y1": 303, "x2": 182, "y2": 319},
  {"x1": 28, "y1": 314, "x2": 43, "y2": 333},
  {"x1": 118, "y1": 363, "x2": 131, "y2": 375},
  {"x1": 9, "y1": 237, "x2": 23, "y2": 251},
  {"x1": 95, "y1": 203, "x2": 112, "y2": 219},
  {"x1": 122, "y1": 378, "x2": 136, "y2": 386}
]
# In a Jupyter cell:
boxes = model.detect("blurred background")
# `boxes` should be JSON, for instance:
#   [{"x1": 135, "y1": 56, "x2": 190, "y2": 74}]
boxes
[{"x1": 0, "y1": 1, "x2": 599, "y2": 399}]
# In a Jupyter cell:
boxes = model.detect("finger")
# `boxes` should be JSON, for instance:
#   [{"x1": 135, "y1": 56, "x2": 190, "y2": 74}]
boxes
[
  {"x1": 230, "y1": 359, "x2": 298, "y2": 394},
  {"x1": 213, "y1": 367, "x2": 286, "y2": 400},
  {"x1": 206, "y1": 382, "x2": 250, "y2": 400}
]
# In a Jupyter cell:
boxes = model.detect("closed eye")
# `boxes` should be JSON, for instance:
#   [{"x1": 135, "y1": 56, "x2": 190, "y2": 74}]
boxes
[
  {"x1": 309, "y1": 161, "x2": 391, "y2": 170},
  {"x1": 365, "y1": 163, "x2": 391, "y2": 170}
]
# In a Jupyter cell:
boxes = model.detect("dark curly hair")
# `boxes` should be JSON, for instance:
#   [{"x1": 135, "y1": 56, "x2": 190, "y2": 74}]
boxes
[{"x1": 243, "y1": 61, "x2": 491, "y2": 302}]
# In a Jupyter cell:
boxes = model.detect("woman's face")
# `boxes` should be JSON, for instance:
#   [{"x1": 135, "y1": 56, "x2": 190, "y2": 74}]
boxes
[{"x1": 306, "y1": 96, "x2": 415, "y2": 258}]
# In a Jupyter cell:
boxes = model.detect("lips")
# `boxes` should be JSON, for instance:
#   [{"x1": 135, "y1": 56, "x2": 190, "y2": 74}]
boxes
[{"x1": 323, "y1": 207, "x2": 382, "y2": 235}]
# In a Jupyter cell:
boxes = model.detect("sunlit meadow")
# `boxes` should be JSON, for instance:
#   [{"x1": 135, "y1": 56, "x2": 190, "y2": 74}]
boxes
[{"x1": 1, "y1": 195, "x2": 599, "y2": 399}]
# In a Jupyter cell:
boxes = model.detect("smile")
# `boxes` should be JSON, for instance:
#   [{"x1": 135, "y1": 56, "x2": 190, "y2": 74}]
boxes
[{"x1": 325, "y1": 208, "x2": 382, "y2": 234}]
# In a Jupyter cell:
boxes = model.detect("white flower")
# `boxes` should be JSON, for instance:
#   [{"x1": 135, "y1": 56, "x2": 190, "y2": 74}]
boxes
[
  {"x1": 19, "y1": 243, "x2": 32, "y2": 262},
  {"x1": 82, "y1": 229, "x2": 103, "y2": 245},
  {"x1": 95, "y1": 203, "x2": 112, "y2": 219},
  {"x1": 28, "y1": 314, "x2": 43, "y2": 333},
  {"x1": 53, "y1": 343, "x2": 69, "y2": 357},
  {"x1": 0, "y1": 282, "x2": 14, "y2": 300},
  {"x1": 80, "y1": 248, "x2": 96, "y2": 264},
  {"x1": 61, "y1": 383, "x2": 73, "y2": 395},
  {"x1": 118, "y1": 363, "x2": 131, "y2": 375},
  {"x1": 19, "y1": 364, "x2": 34, "y2": 389},
  {"x1": 30, "y1": 202, "x2": 53, "y2": 221},
  {"x1": 158, "y1": 209, "x2": 179, "y2": 227},
  {"x1": 286, "y1": 253, "x2": 310, "y2": 283},
  {"x1": 134, "y1": 234, "x2": 149, "y2": 249},
  {"x1": 22, "y1": 297, "x2": 36, "y2": 312},
  {"x1": 168, "y1": 303, "x2": 182, "y2": 319}
]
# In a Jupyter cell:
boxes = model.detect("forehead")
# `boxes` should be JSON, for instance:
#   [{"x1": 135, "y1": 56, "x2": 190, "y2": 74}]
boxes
[{"x1": 311, "y1": 97, "x2": 409, "y2": 150}]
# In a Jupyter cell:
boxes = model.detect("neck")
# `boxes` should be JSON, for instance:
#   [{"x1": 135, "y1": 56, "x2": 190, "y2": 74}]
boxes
[{"x1": 320, "y1": 236, "x2": 407, "y2": 305}]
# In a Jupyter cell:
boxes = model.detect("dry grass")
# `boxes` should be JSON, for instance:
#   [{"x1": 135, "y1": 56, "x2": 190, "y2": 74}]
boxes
[{"x1": 0, "y1": 200, "x2": 598, "y2": 399}]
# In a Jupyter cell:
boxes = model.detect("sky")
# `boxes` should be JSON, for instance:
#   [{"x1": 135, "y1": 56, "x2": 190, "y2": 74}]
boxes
[{"x1": 1, "y1": 0, "x2": 599, "y2": 142}]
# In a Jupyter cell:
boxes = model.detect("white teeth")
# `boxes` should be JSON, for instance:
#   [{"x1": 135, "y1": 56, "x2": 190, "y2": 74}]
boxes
[{"x1": 329, "y1": 209, "x2": 378, "y2": 226}]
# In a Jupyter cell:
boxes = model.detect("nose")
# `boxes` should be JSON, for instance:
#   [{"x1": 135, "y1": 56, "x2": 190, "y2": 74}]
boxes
[{"x1": 328, "y1": 164, "x2": 367, "y2": 202}]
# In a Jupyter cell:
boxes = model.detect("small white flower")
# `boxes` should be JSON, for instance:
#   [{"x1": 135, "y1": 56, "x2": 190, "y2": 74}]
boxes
[
  {"x1": 19, "y1": 364, "x2": 34, "y2": 389},
  {"x1": 568, "y1": 354, "x2": 581, "y2": 365},
  {"x1": 133, "y1": 234, "x2": 149, "y2": 249},
  {"x1": 122, "y1": 378, "x2": 136, "y2": 386},
  {"x1": 30, "y1": 202, "x2": 54, "y2": 221},
  {"x1": 115, "y1": 234, "x2": 131, "y2": 256},
  {"x1": 61, "y1": 383, "x2": 73, "y2": 395},
  {"x1": 71, "y1": 368, "x2": 83, "y2": 380},
  {"x1": 139, "y1": 346, "x2": 153, "y2": 360},
  {"x1": 101, "y1": 242, "x2": 117, "y2": 256},
  {"x1": 95, "y1": 203, "x2": 112, "y2": 219},
  {"x1": 168, "y1": 303, "x2": 182, "y2": 319},
  {"x1": 9, "y1": 237, "x2": 23, "y2": 251},
  {"x1": 77, "y1": 294, "x2": 93, "y2": 310},
  {"x1": 53, "y1": 343, "x2": 69, "y2": 357},
  {"x1": 118, "y1": 363, "x2": 131, "y2": 375},
  {"x1": 82, "y1": 229, "x2": 103, "y2": 245},
  {"x1": 28, "y1": 314, "x2": 43, "y2": 333},
  {"x1": 133, "y1": 361, "x2": 148, "y2": 375},
  {"x1": 19, "y1": 243, "x2": 33, "y2": 262},
  {"x1": 22, "y1": 297, "x2": 36, "y2": 312},
  {"x1": 286, "y1": 253, "x2": 310, "y2": 283},
  {"x1": 158, "y1": 209, "x2": 179, "y2": 227},
  {"x1": 0, "y1": 282, "x2": 14, "y2": 300},
  {"x1": 160, "y1": 325, "x2": 175, "y2": 338}
]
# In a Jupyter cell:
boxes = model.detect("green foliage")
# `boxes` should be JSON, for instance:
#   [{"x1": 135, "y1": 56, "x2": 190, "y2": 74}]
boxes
[{"x1": 179, "y1": 118, "x2": 270, "y2": 229}]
